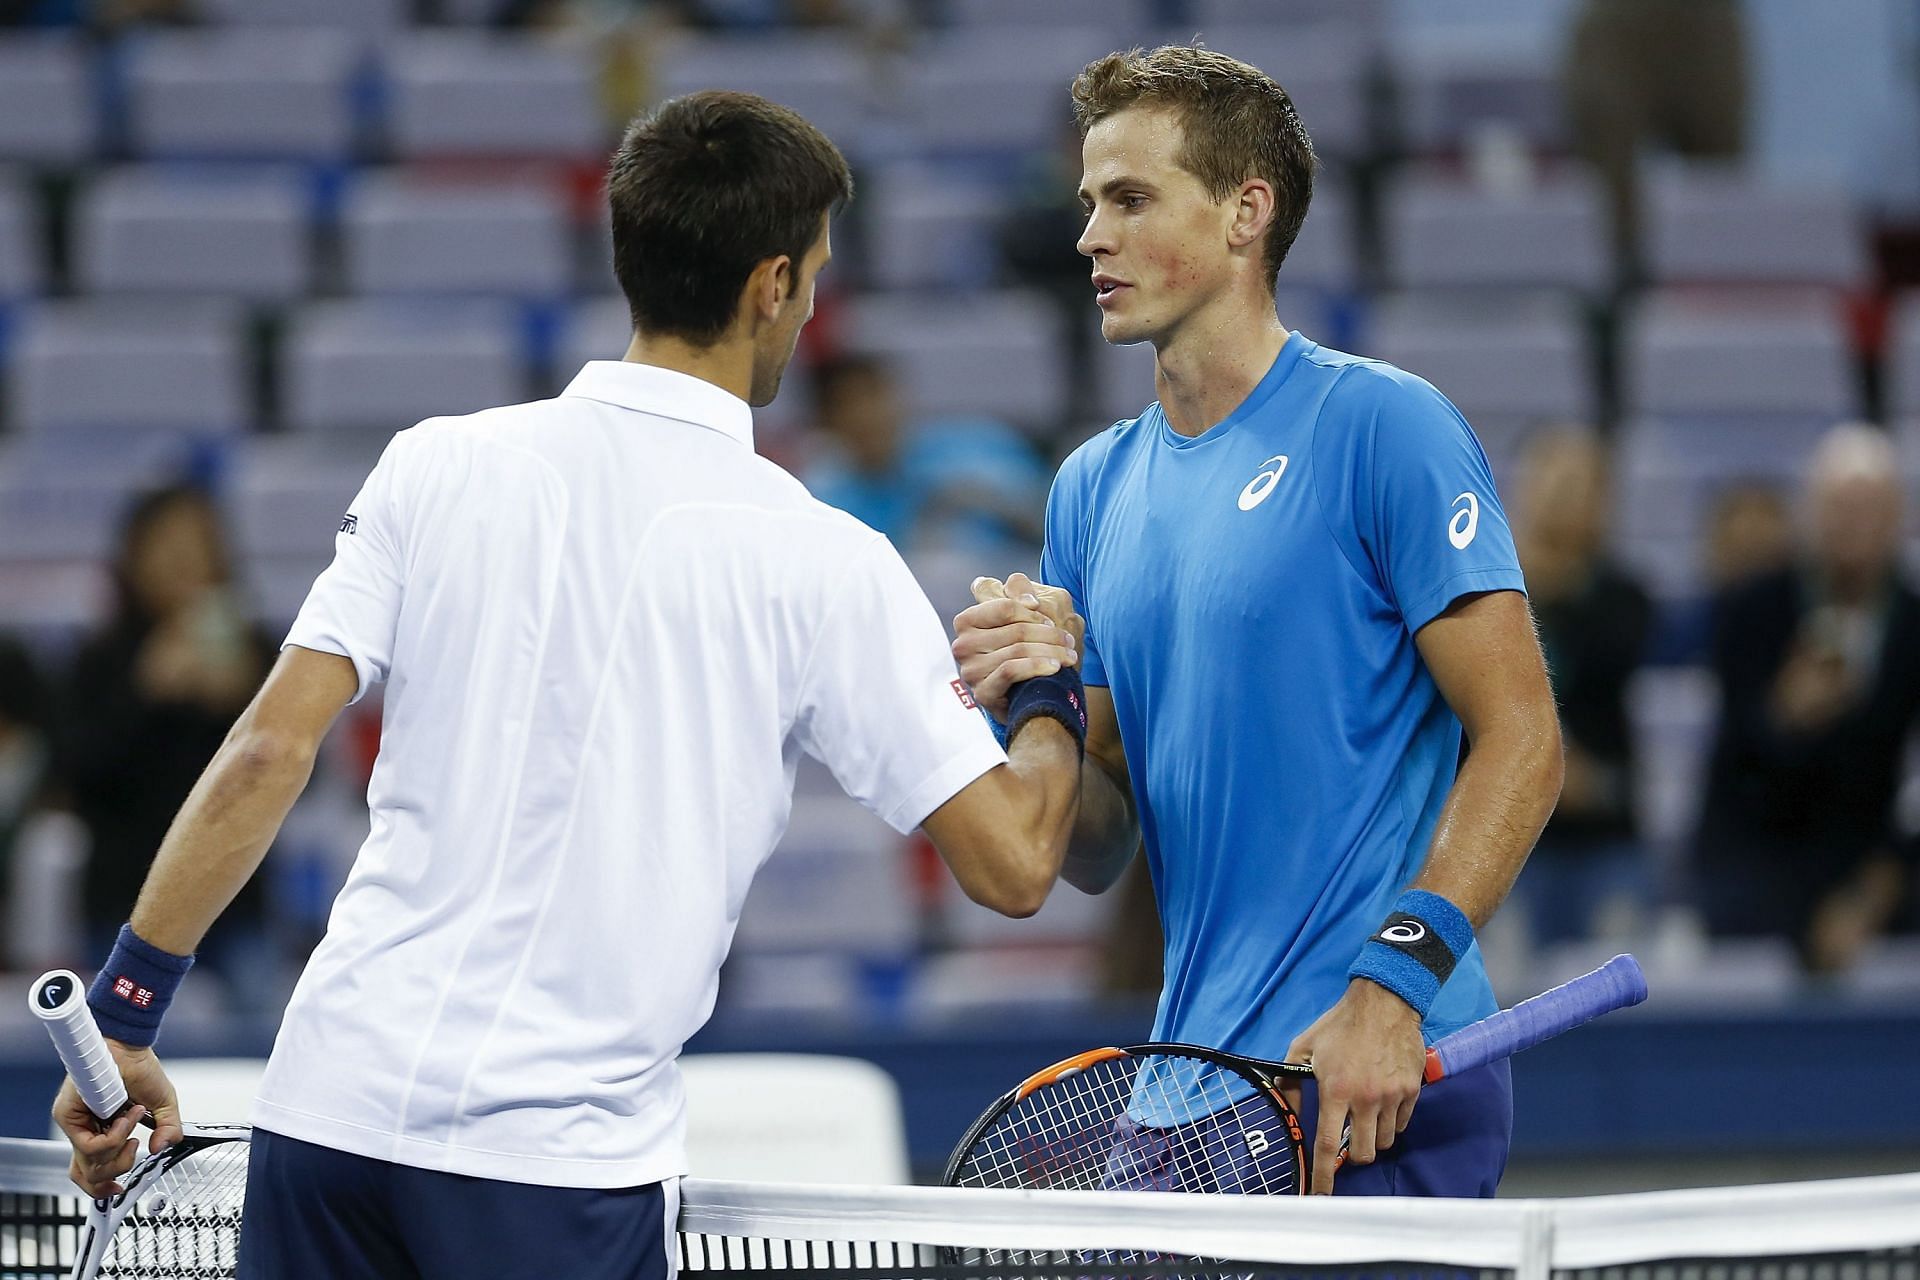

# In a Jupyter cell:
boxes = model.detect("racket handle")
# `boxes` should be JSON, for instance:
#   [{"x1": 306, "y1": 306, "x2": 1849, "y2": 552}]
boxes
[
  {"x1": 1423, "y1": 953, "x2": 1647, "y2": 1084},
  {"x1": 30, "y1": 970, "x2": 128, "y2": 1121}
]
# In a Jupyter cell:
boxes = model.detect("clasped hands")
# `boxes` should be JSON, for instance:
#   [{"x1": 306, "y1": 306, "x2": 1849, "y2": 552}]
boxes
[{"x1": 950, "y1": 572, "x2": 1085, "y2": 722}]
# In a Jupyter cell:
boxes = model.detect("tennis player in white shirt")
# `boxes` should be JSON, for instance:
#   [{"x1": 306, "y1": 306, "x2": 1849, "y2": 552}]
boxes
[{"x1": 54, "y1": 90, "x2": 1089, "y2": 1280}]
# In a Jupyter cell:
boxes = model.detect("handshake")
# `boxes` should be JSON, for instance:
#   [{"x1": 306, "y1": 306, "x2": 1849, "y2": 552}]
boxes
[{"x1": 950, "y1": 571, "x2": 1085, "y2": 723}]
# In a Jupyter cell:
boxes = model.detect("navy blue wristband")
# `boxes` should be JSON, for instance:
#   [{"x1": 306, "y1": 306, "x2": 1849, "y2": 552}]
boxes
[
  {"x1": 1006, "y1": 662, "x2": 1087, "y2": 757},
  {"x1": 1347, "y1": 889, "x2": 1473, "y2": 1019},
  {"x1": 87, "y1": 925, "x2": 194, "y2": 1048}
]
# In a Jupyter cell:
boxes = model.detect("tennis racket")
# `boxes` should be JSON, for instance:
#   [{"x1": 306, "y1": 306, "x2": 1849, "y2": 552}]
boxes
[
  {"x1": 943, "y1": 952, "x2": 1648, "y2": 1196},
  {"x1": 32, "y1": 969, "x2": 251, "y2": 1280}
]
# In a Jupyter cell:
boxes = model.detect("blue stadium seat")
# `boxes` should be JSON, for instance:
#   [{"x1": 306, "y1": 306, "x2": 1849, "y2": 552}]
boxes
[
  {"x1": 556, "y1": 297, "x2": 633, "y2": 379},
  {"x1": 0, "y1": 35, "x2": 98, "y2": 165},
  {"x1": 76, "y1": 167, "x2": 313, "y2": 301},
  {"x1": 342, "y1": 173, "x2": 572, "y2": 299},
  {"x1": 125, "y1": 29, "x2": 363, "y2": 163},
  {"x1": 281, "y1": 299, "x2": 528, "y2": 435},
  {"x1": 8, "y1": 299, "x2": 249, "y2": 438},
  {"x1": 846, "y1": 290, "x2": 1068, "y2": 429},
  {"x1": 1644, "y1": 162, "x2": 1870, "y2": 289},
  {"x1": 384, "y1": 33, "x2": 605, "y2": 161},
  {"x1": 1382, "y1": 167, "x2": 1610, "y2": 294}
]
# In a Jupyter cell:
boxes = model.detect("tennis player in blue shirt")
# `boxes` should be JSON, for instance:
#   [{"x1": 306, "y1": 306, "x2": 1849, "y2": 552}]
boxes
[{"x1": 954, "y1": 46, "x2": 1565, "y2": 1196}]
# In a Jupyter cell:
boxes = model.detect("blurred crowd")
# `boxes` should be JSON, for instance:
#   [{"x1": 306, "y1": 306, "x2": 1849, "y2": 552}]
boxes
[{"x1": 0, "y1": 0, "x2": 1917, "y2": 1016}]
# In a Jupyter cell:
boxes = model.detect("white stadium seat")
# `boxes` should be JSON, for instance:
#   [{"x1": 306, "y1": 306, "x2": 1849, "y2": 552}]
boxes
[
  {"x1": 679, "y1": 1054, "x2": 910, "y2": 1184},
  {"x1": 200, "y1": 0, "x2": 406, "y2": 36},
  {"x1": 847, "y1": 291, "x2": 1069, "y2": 428},
  {"x1": 76, "y1": 166, "x2": 313, "y2": 301},
  {"x1": 343, "y1": 174, "x2": 572, "y2": 298},
  {"x1": 1621, "y1": 289, "x2": 1858, "y2": 422},
  {"x1": 0, "y1": 175, "x2": 43, "y2": 300},
  {"x1": 1382, "y1": 167, "x2": 1609, "y2": 293},
  {"x1": 9, "y1": 299, "x2": 249, "y2": 436},
  {"x1": 0, "y1": 35, "x2": 98, "y2": 164},
  {"x1": 908, "y1": 29, "x2": 1116, "y2": 153},
  {"x1": 126, "y1": 29, "x2": 362, "y2": 162},
  {"x1": 1645, "y1": 162, "x2": 1870, "y2": 289},
  {"x1": 281, "y1": 299, "x2": 528, "y2": 434},
  {"x1": 651, "y1": 32, "x2": 879, "y2": 156},
  {"x1": 385, "y1": 33, "x2": 605, "y2": 160}
]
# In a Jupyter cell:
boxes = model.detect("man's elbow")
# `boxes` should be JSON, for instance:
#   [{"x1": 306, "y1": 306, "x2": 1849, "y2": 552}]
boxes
[
  {"x1": 224, "y1": 727, "x2": 318, "y2": 780},
  {"x1": 969, "y1": 834, "x2": 1061, "y2": 918}
]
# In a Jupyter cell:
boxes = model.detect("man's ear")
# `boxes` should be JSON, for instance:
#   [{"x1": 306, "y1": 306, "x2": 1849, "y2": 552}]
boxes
[
  {"x1": 1227, "y1": 178, "x2": 1277, "y2": 252},
  {"x1": 746, "y1": 253, "x2": 795, "y2": 329}
]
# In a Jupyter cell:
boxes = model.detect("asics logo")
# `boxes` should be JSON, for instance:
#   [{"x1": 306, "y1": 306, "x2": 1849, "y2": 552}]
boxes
[
  {"x1": 1237, "y1": 455, "x2": 1290, "y2": 511},
  {"x1": 1448, "y1": 493, "x2": 1480, "y2": 549},
  {"x1": 1382, "y1": 921, "x2": 1427, "y2": 945}
]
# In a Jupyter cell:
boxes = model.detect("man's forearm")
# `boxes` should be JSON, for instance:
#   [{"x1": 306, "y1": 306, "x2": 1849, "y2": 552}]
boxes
[
  {"x1": 127, "y1": 726, "x2": 319, "y2": 955},
  {"x1": 1062, "y1": 755, "x2": 1139, "y2": 894},
  {"x1": 1409, "y1": 723, "x2": 1564, "y2": 927}
]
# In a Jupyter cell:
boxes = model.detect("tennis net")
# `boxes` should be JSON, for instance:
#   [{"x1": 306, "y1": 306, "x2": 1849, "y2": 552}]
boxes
[{"x1": 3, "y1": 1136, "x2": 1916, "y2": 1280}]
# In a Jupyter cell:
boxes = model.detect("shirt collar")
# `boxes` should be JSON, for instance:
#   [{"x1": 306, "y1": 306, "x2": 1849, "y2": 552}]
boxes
[{"x1": 561, "y1": 360, "x2": 755, "y2": 448}]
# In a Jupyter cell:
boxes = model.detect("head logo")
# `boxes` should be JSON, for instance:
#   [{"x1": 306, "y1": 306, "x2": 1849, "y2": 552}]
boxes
[
  {"x1": 1448, "y1": 493, "x2": 1479, "y2": 549},
  {"x1": 1237, "y1": 455, "x2": 1290, "y2": 511}
]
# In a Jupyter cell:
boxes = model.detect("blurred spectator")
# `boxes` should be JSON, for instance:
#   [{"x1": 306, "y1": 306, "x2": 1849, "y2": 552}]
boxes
[
  {"x1": 1509, "y1": 428, "x2": 1653, "y2": 946},
  {"x1": 1562, "y1": 0, "x2": 1748, "y2": 281},
  {"x1": 0, "y1": 637, "x2": 55, "y2": 950},
  {"x1": 1704, "y1": 482, "x2": 1796, "y2": 592},
  {"x1": 801, "y1": 354, "x2": 1047, "y2": 554},
  {"x1": 1692, "y1": 425, "x2": 1920, "y2": 971},
  {"x1": 60, "y1": 485, "x2": 280, "y2": 1011},
  {"x1": 998, "y1": 117, "x2": 1099, "y2": 422}
]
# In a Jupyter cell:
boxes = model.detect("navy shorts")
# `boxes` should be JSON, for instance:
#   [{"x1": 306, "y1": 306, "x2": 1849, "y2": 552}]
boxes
[
  {"x1": 238, "y1": 1128, "x2": 676, "y2": 1280},
  {"x1": 1101, "y1": 1057, "x2": 1511, "y2": 1198}
]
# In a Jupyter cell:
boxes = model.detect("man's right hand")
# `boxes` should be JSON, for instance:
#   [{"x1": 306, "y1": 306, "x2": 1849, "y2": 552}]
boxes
[{"x1": 951, "y1": 572, "x2": 1083, "y2": 722}]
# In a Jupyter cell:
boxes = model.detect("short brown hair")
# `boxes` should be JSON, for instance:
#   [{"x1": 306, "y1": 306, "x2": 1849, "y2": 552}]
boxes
[
  {"x1": 1072, "y1": 46, "x2": 1316, "y2": 290},
  {"x1": 607, "y1": 91, "x2": 854, "y2": 345}
]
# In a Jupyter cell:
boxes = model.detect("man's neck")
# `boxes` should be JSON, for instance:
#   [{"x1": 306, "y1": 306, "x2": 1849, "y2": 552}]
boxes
[
  {"x1": 622, "y1": 332, "x2": 753, "y2": 404},
  {"x1": 1152, "y1": 291, "x2": 1291, "y2": 438}
]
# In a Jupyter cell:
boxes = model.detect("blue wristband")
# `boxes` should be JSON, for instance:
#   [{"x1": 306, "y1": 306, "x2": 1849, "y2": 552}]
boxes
[
  {"x1": 981, "y1": 705, "x2": 1010, "y2": 749},
  {"x1": 1006, "y1": 662, "x2": 1087, "y2": 757},
  {"x1": 1347, "y1": 889, "x2": 1473, "y2": 1019},
  {"x1": 87, "y1": 925, "x2": 194, "y2": 1048}
]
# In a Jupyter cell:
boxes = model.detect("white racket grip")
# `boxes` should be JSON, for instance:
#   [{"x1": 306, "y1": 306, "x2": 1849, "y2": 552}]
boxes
[{"x1": 30, "y1": 970, "x2": 128, "y2": 1121}]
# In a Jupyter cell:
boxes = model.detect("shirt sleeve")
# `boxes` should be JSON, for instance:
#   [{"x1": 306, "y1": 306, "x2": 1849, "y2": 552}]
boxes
[
  {"x1": 283, "y1": 432, "x2": 412, "y2": 704},
  {"x1": 793, "y1": 535, "x2": 1008, "y2": 834},
  {"x1": 1352, "y1": 372, "x2": 1526, "y2": 634},
  {"x1": 1039, "y1": 444, "x2": 1107, "y2": 687}
]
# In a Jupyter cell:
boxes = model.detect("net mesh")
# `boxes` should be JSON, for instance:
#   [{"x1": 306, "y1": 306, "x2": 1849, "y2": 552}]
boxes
[
  {"x1": 1, "y1": 1138, "x2": 1916, "y2": 1280},
  {"x1": 948, "y1": 1051, "x2": 1299, "y2": 1198}
]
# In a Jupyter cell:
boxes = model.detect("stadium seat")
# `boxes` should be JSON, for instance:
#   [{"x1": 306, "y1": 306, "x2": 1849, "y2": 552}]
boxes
[
  {"x1": 343, "y1": 173, "x2": 572, "y2": 298},
  {"x1": 200, "y1": 0, "x2": 407, "y2": 36},
  {"x1": 908, "y1": 29, "x2": 1116, "y2": 154},
  {"x1": 951, "y1": 0, "x2": 1148, "y2": 30},
  {"x1": 557, "y1": 296, "x2": 634, "y2": 377},
  {"x1": 281, "y1": 299, "x2": 528, "y2": 434},
  {"x1": 1883, "y1": 292, "x2": 1920, "y2": 421},
  {"x1": 8, "y1": 300, "x2": 249, "y2": 437},
  {"x1": 1159, "y1": 24, "x2": 1374, "y2": 160},
  {"x1": 0, "y1": 35, "x2": 98, "y2": 165},
  {"x1": 1194, "y1": 0, "x2": 1384, "y2": 32},
  {"x1": 678, "y1": 1054, "x2": 910, "y2": 1184},
  {"x1": 846, "y1": 291, "x2": 1068, "y2": 428},
  {"x1": 1621, "y1": 289, "x2": 1859, "y2": 422},
  {"x1": 0, "y1": 176, "x2": 42, "y2": 301},
  {"x1": 1389, "y1": 24, "x2": 1565, "y2": 154},
  {"x1": 76, "y1": 167, "x2": 313, "y2": 301},
  {"x1": 385, "y1": 33, "x2": 605, "y2": 161},
  {"x1": 1381, "y1": 167, "x2": 1609, "y2": 293},
  {"x1": 124, "y1": 29, "x2": 362, "y2": 163},
  {"x1": 865, "y1": 164, "x2": 1009, "y2": 291},
  {"x1": 1278, "y1": 178, "x2": 1357, "y2": 293},
  {"x1": 650, "y1": 32, "x2": 880, "y2": 153},
  {"x1": 1366, "y1": 290, "x2": 1597, "y2": 462},
  {"x1": 1644, "y1": 162, "x2": 1869, "y2": 289},
  {"x1": 733, "y1": 792, "x2": 916, "y2": 961}
]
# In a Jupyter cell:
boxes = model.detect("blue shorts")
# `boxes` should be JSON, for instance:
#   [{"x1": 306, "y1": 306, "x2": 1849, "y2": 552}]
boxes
[
  {"x1": 238, "y1": 1128, "x2": 676, "y2": 1280},
  {"x1": 1101, "y1": 1058, "x2": 1511, "y2": 1198}
]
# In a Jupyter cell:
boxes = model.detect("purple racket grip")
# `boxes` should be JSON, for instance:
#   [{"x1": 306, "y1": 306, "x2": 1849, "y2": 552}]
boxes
[{"x1": 1423, "y1": 953, "x2": 1647, "y2": 1083}]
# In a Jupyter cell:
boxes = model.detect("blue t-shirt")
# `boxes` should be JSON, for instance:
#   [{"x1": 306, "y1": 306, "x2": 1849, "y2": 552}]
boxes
[{"x1": 1042, "y1": 334, "x2": 1524, "y2": 1061}]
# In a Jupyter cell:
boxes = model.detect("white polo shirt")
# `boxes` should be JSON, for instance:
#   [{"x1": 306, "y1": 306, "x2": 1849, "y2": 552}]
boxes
[{"x1": 253, "y1": 361, "x2": 1006, "y2": 1188}]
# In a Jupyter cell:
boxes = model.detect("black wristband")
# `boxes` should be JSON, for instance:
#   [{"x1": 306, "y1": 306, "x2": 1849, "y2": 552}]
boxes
[{"x1": 1006, "y1": 662, "x2": 1087, "y2": 758}]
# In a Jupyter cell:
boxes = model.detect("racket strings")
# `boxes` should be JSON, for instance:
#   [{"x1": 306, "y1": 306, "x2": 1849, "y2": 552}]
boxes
[{"x1": 98, "y1": 1140, "x2": 249, "y2": 1279}]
